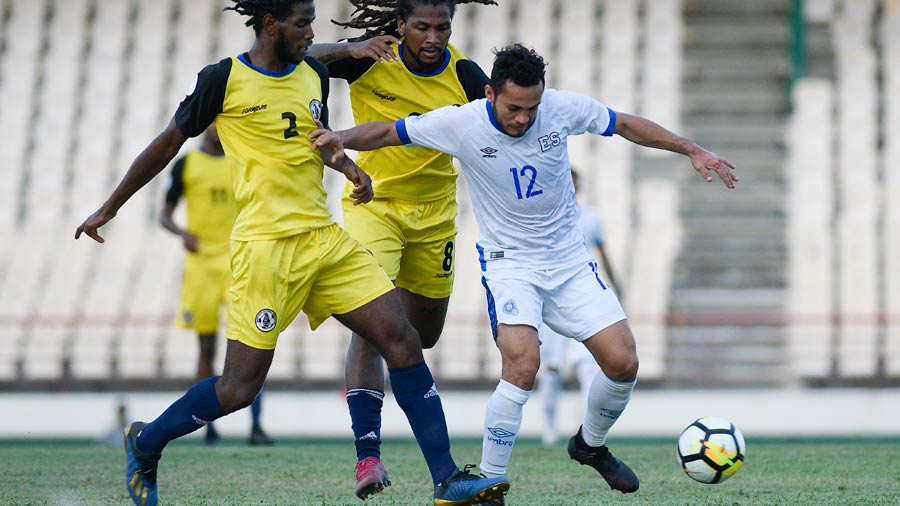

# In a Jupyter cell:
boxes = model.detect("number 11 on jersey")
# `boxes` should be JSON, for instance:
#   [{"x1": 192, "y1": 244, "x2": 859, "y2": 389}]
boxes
[{"x1": 509, "y1": 165, "x2": 543, "y2": 200}]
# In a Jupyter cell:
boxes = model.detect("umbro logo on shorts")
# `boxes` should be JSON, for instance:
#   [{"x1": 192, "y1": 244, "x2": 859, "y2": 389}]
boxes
[
  {"x1": 255, "y1": 309, "x2": 277, "y2": 332},
  {"x1": 480, "y1": 146, "x2": 498, "y2": 158}
]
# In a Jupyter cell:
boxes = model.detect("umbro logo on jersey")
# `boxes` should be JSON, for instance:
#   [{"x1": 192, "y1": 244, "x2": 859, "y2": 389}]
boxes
[
  {"x1": 372, "y1": 89, "x2": 396, "y2": 101},
  {"x1": 242, "y1": 104, "x2": 268, "y2": 115},
  {"x1": 480, "y1": 147, "x2": 498, "y2": 158}
]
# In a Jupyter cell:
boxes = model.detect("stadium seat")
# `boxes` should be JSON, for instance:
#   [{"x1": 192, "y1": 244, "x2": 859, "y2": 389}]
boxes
[
  {"x1": 167, "y1": 0, "x2": 215, "y2": 111},
  {"x1": 513, "y1": 0, "x2": 554, "y2": 86},
  {"x1": 267, "y1": 323, "x2": 302, "y2": 380},
  {"x1": 215, "y1": 1, "x2": 255, "y2": 60},
  {"x1": 162, "y1": 328, "x2": 201, "y2": 379},
  {"x1": 786, "y1": 223, "x2": 833, "y2": 379},
  {"x1": 21, "y1": 329, "x2": 68, "y2": 380},
  {"x1": 300, "y1": 317, "x2": 347, "y2": 380},
  {"x1": 641, "y1": 0, "x2": 683, "y2": 141},
  {"x1": 118, "y1": 326, "x2": 163, "y2": 379},
  {"x1": 0, "y1": 327, "x2": 23, "y2": 380},
  {"x1": 836, "y1": 217, "x2": 878, "y2": 377},
  {"x1": 70, "y1": 327, "x2": 114, "y2": 380},
  {"x1": 468, "y1": 0, "x2": 512, "y2": 70},
  {"x1": 628, "y1": 179, "x2": 681, "y2": 380}
]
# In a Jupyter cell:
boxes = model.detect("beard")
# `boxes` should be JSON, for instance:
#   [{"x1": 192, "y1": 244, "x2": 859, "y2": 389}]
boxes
[{"x1": 274, "y1": 27, "x2": 302, "y2": 65}]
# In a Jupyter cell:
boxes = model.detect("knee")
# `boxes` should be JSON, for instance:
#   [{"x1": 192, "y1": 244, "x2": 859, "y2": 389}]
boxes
[
  {"x1": 605, "y1": 352, "x2": 639, "y2": 382},
  {"x1": 379, "y1": 323, "x2": 424, "y2": 368},
  {"x1": 503, "y1": 353, "x2": 541, "y2": 391},
  {"x1": 215, "y1": 378, "x2": 261, "y2": 413},
  {"x1": 419, "y1": 329, "x2": 440, "y2": 350}
]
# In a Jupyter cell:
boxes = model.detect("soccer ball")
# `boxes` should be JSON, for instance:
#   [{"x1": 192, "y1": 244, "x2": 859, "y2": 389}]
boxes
[{"x1": 676, "y1": 416, "x2": 745, "y2": 484}]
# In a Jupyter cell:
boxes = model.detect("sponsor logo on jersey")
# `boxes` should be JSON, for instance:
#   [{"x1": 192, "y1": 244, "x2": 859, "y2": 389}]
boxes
[
  {"x1": 538, "y1": 132, "x2": 561, "y2": 152},
  {"x1": 423, "y1": 383, "x2": 439, "y2": 399},
  {"x1": 372, "y1": 89, "x2": 397, "y2": 101},
  {"x1": 309, "y1": 99, "x2": 323, "y2": 122},
  {"x1": 242, "y1": 104, "x2": 268, "y2": 115},
  {"x1": 480, "y1": 146, "x2": 498, "y2": 158},
  {"x1": 487, "y1": 426, "x2": 516, "y2": 446},
  {"x1": 255, "y1": 309, "x2": 277, "y2": 332},
  {"x1": 503, "y1": 300, "x2": 519, "y2": 316}
]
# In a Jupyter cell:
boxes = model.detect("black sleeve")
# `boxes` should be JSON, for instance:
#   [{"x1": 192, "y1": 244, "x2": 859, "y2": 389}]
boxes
[
  {"x1": 456, "y1": 59, "x2": 490, "y2": 102},
  {"x1": 164, "y1": 156, "x2": 186, "y2": 206},
  {"x1": 174, "y1": 58, "x2": 232, "y2": 138},
  {"x1": 327, "y1": 56, "x2": 376, "y2": 85},
  {"x1": 305, "y1": 56, "x2": 331, "y2": 129}
]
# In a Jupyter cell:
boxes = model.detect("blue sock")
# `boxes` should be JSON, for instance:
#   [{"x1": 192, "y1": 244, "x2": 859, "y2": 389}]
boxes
[
  {"x1": 136, "y1": 376, "x2": 225, "y2": 454},
  {"x1": 346, "y1": 388, "x2": 384, "y2": 460},
  {"x1": 389, "y1": 362, "x2": 457, "y2": 484},
  {"x1": 250, "y1": 389, "x2": 263, "y2": 430}
]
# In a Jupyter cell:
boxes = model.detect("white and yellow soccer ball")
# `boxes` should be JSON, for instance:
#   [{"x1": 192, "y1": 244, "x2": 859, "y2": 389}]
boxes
[{"x1": 676, "y1": 416, "x2": 746, "y2": 484}]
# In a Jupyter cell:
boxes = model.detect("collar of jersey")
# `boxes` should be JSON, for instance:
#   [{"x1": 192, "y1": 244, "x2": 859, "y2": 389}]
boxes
[
  {"x1": 486, "y1": 100, "x2": 537, "y2": 137},
  {"x1": 399, "y1": 41, "x2": 451, "y2": 77},
  {"x1": 237, "y1": 53, "x2": 296, "y2": 78}
]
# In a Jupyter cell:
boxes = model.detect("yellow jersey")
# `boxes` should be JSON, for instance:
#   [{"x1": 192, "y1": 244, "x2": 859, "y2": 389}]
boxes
[
  {"x1": 174, "y1": 54, "x2": 332, "y2": 241},
  {"x1": 328, "y1": 41, "x2": 488, "y2": 201},
  {"x1": 165, "y1": 148, "x2": 234, "y2": 255}
]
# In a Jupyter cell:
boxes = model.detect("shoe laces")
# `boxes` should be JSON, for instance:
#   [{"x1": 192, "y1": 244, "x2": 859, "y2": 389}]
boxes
[{"x1": 453, "y1": 464, "x2": 482, "y2": 482}]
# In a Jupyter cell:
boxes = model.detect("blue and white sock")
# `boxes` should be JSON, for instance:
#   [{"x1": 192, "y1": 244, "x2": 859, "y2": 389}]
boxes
[
  {"x1": 136, "y1": 376, "x2": 225, "y2": 455},
  {"x1": 346, "y1": 388, "x2": 384, "y2": 460},
  {"x1": 389, "y1": 362, "x2": 457, "y2": 484},
  {"x1": 581, "y1": 373, "x2": 635, "y2": 446},
  {"x1": 480, "y1": 379, "x2": 531, "y2": 477}
]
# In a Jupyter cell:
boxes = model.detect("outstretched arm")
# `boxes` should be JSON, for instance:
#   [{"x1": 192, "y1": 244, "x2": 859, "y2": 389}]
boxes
[
  {"x1": 310, "y1": 121, "x2": 403, "y2": 157},
  {"x1": 614, "y1": 112, "x2": 738, "y2": 189},
  {"x1": 307, "y1": 35, "x2": 399, "y2": 64},
  {"x1": 76, "y1": 120, "x2": 187, "y2": 242},
  {"x1": 313, "y1": 121, "x2": 374, "y2": 205}
]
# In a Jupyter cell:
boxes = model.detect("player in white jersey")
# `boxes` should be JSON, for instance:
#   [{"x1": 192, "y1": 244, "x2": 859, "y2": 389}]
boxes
[
  {"x1": 311, "y1": 44, "x2": 738, "y2": 497},
  {"x1": 538, "y1": 169, "x2": 619, "y2": 447}
]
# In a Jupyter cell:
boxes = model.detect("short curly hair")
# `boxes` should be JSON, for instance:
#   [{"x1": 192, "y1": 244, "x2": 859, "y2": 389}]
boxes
[{"x1": 489, "y1": 44, "x2": 546, "y2": 94}]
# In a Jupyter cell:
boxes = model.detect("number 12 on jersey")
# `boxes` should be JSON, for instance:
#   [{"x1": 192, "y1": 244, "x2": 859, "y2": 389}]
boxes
[{"x1": 509, "y1": 165, "x2": 543, "y2": 200}]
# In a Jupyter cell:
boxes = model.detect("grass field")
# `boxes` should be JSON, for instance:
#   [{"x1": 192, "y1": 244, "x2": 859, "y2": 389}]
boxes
[{"x1": 2, "y1": 437, "x2": 899, "y2": 505}]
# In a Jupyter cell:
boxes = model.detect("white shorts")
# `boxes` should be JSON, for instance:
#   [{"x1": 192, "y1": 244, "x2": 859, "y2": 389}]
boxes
[
  {"x1": 480, "y1": 257, "x2": 627, "y2": 342},
  {"x1": 540, "y1": 325, "x2": 596, "y2": 370}
]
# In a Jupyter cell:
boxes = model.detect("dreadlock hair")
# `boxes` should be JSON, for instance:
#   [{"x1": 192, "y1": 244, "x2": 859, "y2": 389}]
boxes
[
  {"x1": 226, "y1": 0, "x2": 313, "y2": 35},
  {"x1": 334, "y1": 0, "x2": 497, "y2": 39},
  {"x1": 490, "y1": 44, "x2": 546, "y2": 94}
]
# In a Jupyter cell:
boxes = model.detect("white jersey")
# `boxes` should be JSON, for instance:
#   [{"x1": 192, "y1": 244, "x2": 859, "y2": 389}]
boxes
[{"x1": 398, "y1": 88, "x2": 616, "y2": 267}]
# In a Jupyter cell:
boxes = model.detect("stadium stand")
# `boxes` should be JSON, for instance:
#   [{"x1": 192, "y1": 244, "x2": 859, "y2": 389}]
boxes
[
  {"x1": 885, "y1": 0, "x2": 900, "y2": 375},
  {"x1": 786, "y1": 79, "x2": 834, "y2": 380},
  {"x1": 4, "y1": 0, "x2": 900, "y2": 392}
]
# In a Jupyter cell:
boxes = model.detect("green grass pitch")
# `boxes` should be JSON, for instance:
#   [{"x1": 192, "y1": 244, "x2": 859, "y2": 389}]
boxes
[{"x1": 3, "y1": 437, "x2": 899, "y2": 505}]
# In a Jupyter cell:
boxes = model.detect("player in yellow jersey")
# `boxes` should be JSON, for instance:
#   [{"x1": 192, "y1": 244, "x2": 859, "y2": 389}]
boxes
[
  {"x1": 307, "y1": 0, "x2": 494, "y2": 494},
  {"x1": 75, "y1": 1, "x2": 508, "y2": 505},
  {"x1": 159, "y1": 124, "x2": 273, "y2": 446}
]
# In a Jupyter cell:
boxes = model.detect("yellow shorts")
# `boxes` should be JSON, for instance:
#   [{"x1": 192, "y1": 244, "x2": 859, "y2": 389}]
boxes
[
  {"x1": 342, "y1": 196, "x2": 457, "y2": 299},
  {"x1": 226, "y1": 224, "x2": 395, "y2": 350},
  {"x1": 178, "y1": 251, "x2": 230, "y2": 334}
]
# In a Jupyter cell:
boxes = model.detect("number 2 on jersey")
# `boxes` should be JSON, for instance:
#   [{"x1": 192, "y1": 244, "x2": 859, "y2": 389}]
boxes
[{"x1": 509, "y1": 165, "x2": 543, "y2": 200}]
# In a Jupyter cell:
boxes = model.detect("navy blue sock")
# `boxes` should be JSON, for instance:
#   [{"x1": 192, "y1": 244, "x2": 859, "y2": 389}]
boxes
[
  {"x1": 136, "y1": 376, "x2": 225, "y2": 454},
  {"x1": 389, "y1": 362, "x2": 457, "y2": 484},
  {"x1": 250, "y1": 389, "x2": 263, "y2": 430},
  {"x1": 346, "y1": 388, "x2": 384, "y2": 460}
]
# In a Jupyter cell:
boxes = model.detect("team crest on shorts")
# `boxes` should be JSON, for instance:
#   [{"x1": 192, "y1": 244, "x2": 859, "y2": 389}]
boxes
[
  {"x1": 309, "y1": 99, "x2": 323, "y2": 122},
  {"x1": 503, "y1": 300, "x2": 519, "y2": 316},
  {"x1": 255, "y1": 309, "x2": 277, "y2": 332}
]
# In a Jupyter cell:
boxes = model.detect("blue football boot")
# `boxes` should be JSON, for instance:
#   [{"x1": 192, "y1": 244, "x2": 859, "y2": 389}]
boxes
[
  {"x1": 124, "y1": 421, "x2": 161, "y2": 506},
  {"x1": 433, "y1": 465, "x2": 509, "y2": 506}
]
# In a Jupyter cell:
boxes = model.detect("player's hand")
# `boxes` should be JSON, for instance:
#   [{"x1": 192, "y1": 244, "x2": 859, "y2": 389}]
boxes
[
  {"x1": 689, "y1": 147, "x2": 738, "y2": 189},
  {"x1": 349, "y1": 35, "x2": 399, "y2": 63},
  {"x1": 309, "y1": 121, "x2": 346, "y2": 166},
  {"x1": 344, "y1": 161, "x2": 374, "y2": 205},
  {"x1": 182, "y1": 233, "x2": 199, "y2": 253},
  {"x1": 74, "y1": 206, "x2": 116, "y2": 243}
]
